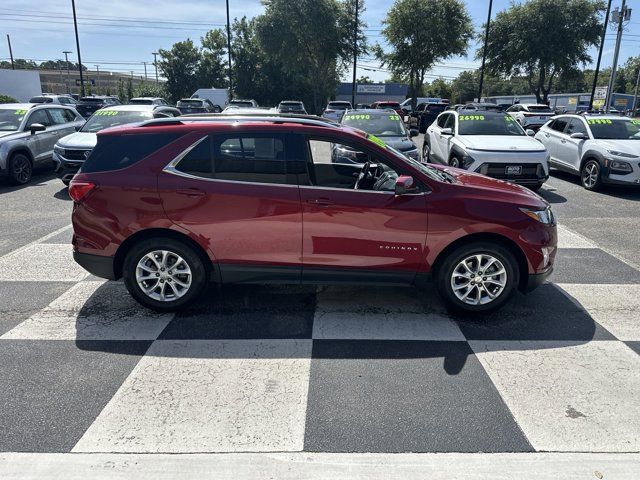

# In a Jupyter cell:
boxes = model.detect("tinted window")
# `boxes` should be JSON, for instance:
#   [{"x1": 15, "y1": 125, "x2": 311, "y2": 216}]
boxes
[
  {"x1": 443, "y1": 114, "x2": 455, "y2": 130},
  {"x1": 436, "y1": 115, "x2": 447, "y2": 128},
  {"x1": 62, "y1": 109, "x2": 77, "y2": 122},
  {"x1": 81, "y1": 133, "x2": 181, "y2": 173},
  {"x1": 550, "y1": 118, "x2": 569, "y2": 132},
  {"x1": 25, "y1": 109, "x2": 52, "y2": 127},
  {"x1": 566, "y1": 118, "x2": 588, "y2": 136},
  {"x1": 175, "y1": 135, "x2": 290, "y2": 185},
  {"x1": 527, "y1": 105, "x2": 554, "y2": 113}
]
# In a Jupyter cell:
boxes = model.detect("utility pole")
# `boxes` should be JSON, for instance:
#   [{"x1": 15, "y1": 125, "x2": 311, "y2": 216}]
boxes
[
  {"x1": 63, "y1": 51, "x2": 72, "y2": 94},
  {"x1": 351, "y1": 0, "x2": 359, "y2": 108},
  {"x1": 605, "y1": 0, "x2": 631, "y2": 113},
  {"x1": 225, "y1": 0, "x2": 233, "y2": 100},
  {"x1": 6, "y1": 35, "x2": 14, "y2": 69},
  {"x1": 71, "y1": 0, "x2": 85, "y2": 97},
  {"x1": 143, "y1": 61, "x2": 148, "y2": 80},
  {"x1": 95, "y1": 64, "x2": 100, "y2": 94},
  {"x1": 589, "y1": 0, "x2": 612, "y2": 111},
  {"x1": 152, "y1": 52, "x2": 159, "y2": 83},
  {"x1": 477, "y1": 0, "x2": 493, "y2": 102}
]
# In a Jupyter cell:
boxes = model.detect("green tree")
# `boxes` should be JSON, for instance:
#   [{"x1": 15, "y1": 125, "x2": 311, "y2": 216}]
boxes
[
  {"x1": 133, "y1": 81, "x2": 168, "y2": 99},
  {"x1": 198, "y1": 29, "x2": 228, "y2": 88},
  {"x1": 0, "y1": 58, "x2": 38, "y2": 70},
  {"x1": 480, "y1": 0, "x2": 603, "y2": 103},
  {"x1": 356, "y1": 75, "x2": 374, "y2": 84},
  {"x1": 425, "y1": 78, "x2": 452, "y2": 99},
  {"x1": 375, "y1": 0, "x2": 472, "y2": 108},
  {"x1": 0, "y1": 94, "x2": 18, "y2": 103},
  {"x1": 158, "y1": 39, "x2": 201, "y2": 102}
]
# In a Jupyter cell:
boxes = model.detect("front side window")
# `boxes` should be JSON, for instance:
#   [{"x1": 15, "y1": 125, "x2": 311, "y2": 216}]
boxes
[
  {"x1": 549, "y1": 117, "x2": 569, "y2": 133},
  {"x1": 443, "y1": 114, "x2": 455, "y2": 130},
  {"x1": 436, "y1": 115, "x2": 448, "y2": 128},
  {"x1": 566, "y1": 119, "x2": 588, "y2": 136},
  {"x1": 25, "y1": 109, "x2": 52, "y2": 128}
]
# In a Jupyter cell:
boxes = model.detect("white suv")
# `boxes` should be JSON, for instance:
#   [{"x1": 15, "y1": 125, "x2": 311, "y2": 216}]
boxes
[
  {"x1": 506, "y1": 104, "x2": 555, "y2": 130},
  {"x1": 535, "y1": 114, "x2": 640, "y2": 190},
  {"x1": 423, "y1": 109, "x2": 549, "y2": 190}
]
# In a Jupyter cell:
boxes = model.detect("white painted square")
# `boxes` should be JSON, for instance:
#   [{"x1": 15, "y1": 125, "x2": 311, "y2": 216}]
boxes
[
  {"x1": 0, "y1": 244, "x2": 87, "y2": 282},
  {"x1": 557, "y1": 284, "x2": 640, "y2": 341},
  {"x1": 73, "y1": 340, "x2": 312, "y2": 453},
  {"x1": 556, "y1": 225, "x2": 595, "y2": 249},
  {"x1": 470, "y1": 340, "x2": 640, "y2": 452},
  {"x1": 1, "y1": 281, "x2": 173, "y2": 340}
]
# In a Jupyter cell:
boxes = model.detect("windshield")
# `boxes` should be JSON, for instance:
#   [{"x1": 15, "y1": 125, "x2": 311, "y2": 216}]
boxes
[
  {"x1": 279, "y1": 103, "x2": 304, "y2": 111},
  {"x1": 129, "y1": 99, "x2": 153, "y2": 105},
  {"x1": 229, "y1": 101, "x2": 253, "y2": 107},
  {"x1": 0, "y1": 108, "x2": 27, "y2": 132},
  {"x1": 328, "y1": 102, "x2": 351, "y2": 110},
  {"x1": 81, "y1": 110, "x2": 153, "y2": 133},
  {"x1": 343, "y1": 113, "x2": 406, "y2": 136},
  {"x1": 458, "y1": 114, "x2": 525, "y2": 136},
  {"x1": 588, "y1": 118, "x2": 640, "y2": 140}
]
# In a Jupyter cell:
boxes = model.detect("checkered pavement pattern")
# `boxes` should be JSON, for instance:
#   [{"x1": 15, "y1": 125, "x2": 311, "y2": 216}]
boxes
[{"x1": 0, "y1": 224, "x2": 639, "y2": 454}]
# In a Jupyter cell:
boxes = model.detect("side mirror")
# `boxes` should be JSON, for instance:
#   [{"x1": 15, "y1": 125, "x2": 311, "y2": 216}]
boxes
[
  {"x1": 29, "y1": 123, "x2": 46, "y2": 134},
  {"x1": 570, "y1": 132, "x2": 588, "y2": 140},
  {"x1": 395, "y1": 175, "x2": 415, "y2": 195},
  {"x1": 409, "y1": 129, "x2": 419, "y2": 138},
  {"x1": 525, "y1": 129, "x2": 535, "y2": 136},
  {"x1": 441, "y1": 127, "x2": 453, "y2": 136}
]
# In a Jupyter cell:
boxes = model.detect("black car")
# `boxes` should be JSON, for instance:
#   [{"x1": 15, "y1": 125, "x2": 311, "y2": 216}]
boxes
[
  {"x1": 277, "y1": 100, "x2": 307, "y2": 114},
  {"x1": 332, "y1": 109, "x2": 420, "y2": 164},
  {"x1": 408, "y1": 102, "x2": 448, "y2": 133},
  {"x1": 176, "y1": 98, "x2": 219, "y2": 114},
  {"x1": 75, "y1": 96, "x2": 121, "y2": 118}
]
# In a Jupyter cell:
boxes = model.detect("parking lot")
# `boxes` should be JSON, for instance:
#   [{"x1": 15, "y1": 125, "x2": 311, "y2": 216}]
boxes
[{"x1": 0, "y1": 131, "x2": 639, "y2": 476}]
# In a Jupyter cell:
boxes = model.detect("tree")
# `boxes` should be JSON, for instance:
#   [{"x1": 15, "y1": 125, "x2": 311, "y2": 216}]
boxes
[
  {"x1": 0, "y1": 58, "x2": 38, "y2": 70},
  {"x1": 425, "y1": 78, "x2": 452, "y2": 99},
  {"x1": 158, "y1": 39, "x2": 201, "y2": 102},
  {"x1": 356, "y1": 75, "x2": 374, "y2": 84},
  {"x1": 198, "y1": 29, "x2": 228, "y2": 88},
  {"x1": 256, "y1": 0, "x2": 365, "y2": 113},
  {"x1": 375, "y1": 0, "x2": 472, "y2": 108},
  {"x1": 133, "y1": 81, "x2": 167, "y2": 99},
  {"x1": 479, "y1": 0, "x2": 603, "y2": 103}
]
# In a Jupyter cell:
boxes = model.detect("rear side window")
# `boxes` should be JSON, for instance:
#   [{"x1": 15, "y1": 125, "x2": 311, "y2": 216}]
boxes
[
  {"x1": 549, "y1": 118, "x2": 569, "y2": 133},
  {"x1": 175, "y1": 134, "x2": 292, "y2": 185},
  {"x1": 82, "y1": 133, "x2": 181, "y2": 173}
]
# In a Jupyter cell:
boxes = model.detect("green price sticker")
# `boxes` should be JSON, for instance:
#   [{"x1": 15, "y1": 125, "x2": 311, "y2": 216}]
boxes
[
  {"x1": 94, "y1": 110, "x2": 119, "y2": 116},
  {"x1": 344, "y1": 114, "x2": 370, "y2": 121},
  {"x1": 587, "y1": 118, "x2": 612, "y2": 125},
  {"x1": 367, "y1": 134, "x2": 386, "y2": 148},
  {"x1": 631, "y1": 120, "x2": 640, "y2": 125},
  {"x1": 459, "y1": 115, "x2": 485, "y2": 121},
  {"x1": 389, "y1": 114, "x2": 400, "y2": 121},
  {"x1": 14, "y1": 109, "x2": 28, "y2": 115},
  {"x1": 504, "y1": 116, "x2": 515, "y2": 122}
]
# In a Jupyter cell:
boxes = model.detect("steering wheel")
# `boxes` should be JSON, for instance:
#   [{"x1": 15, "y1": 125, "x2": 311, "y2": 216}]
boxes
[{"x1": 354, "y1": 161, "x2": 371, "y2": 190}]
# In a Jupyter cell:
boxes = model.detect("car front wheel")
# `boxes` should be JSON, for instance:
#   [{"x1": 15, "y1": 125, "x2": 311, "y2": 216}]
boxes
[
  {"x1": 436, "y1": 242, "x2": 519, "y2": 314},
  {"x1": 8, "y1": 153, "x2": 33, "y2": 185},
  {"x1": 580, "y1": 159, "x2": 602, "y2": 191},
  {"x1": 123, "y1": 238, "x2": 207, "y2": 311}
]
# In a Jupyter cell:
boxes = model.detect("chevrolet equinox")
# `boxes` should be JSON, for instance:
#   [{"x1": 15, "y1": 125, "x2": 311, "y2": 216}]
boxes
[{"x1": 70, "y1": 114, "x2": 557, "y2": 313}]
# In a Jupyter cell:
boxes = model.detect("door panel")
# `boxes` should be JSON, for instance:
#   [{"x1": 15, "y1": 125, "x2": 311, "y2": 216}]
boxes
[{"x1": 299, "y1": 187, "x2": 428, "y2": 280}]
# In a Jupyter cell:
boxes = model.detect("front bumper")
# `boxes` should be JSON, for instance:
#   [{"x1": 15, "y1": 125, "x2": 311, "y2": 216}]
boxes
[
  {"x1": 468, "y1": 150, "x2": 550, "y2": 186},
  {"x1": 73, "y1": 251, "x2": 116, "y2": 280},
  {"x1": 601, "y1": 159, "x2": 640, "y2": 186},
  {"x1": 53, "y1": 152, "x2": 83, "y2": 183},
  {"x1": 524, "y1": 266, "x2": 553, "y2": 292}
]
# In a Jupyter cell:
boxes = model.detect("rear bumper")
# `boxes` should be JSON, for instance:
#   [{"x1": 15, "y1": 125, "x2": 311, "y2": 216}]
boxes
[{"x1": 73, "y1": 251, "x2": 117, "y2": 280}]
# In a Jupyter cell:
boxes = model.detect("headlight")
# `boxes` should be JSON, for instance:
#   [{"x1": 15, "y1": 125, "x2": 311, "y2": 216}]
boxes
[
  {"x1": 461, "y1": 154, "x2": 476, "y2": 169},
  {"x1": 520, "y1": 206, "x2": 555, "y2": 225},
  {"x1": 609, "y1": 160, "x2": 633, "y2": 173},
  {"x1": 607, "y1": 150, "x2": 638, "y2": 159},
  {"x1": 53, "y1": 145, "x2": 65, "y2": 156}
]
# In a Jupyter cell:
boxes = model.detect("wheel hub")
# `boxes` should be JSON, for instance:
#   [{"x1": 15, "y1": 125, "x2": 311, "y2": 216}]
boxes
[{"x1": 450, "y1": 254, "x2": 507, "y2": 306}]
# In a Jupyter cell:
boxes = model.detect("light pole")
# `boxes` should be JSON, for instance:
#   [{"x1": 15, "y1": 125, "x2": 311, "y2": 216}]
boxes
[
  {"x1": 351, "y1": 0, "x2": 359, "y2": 108},
  {"x1": 71, "y1": 0, "x2": 85, "y2": 97},
  {"x1": 589, "y1": 0, "x2": 612, "y2": 111},
  {"x1": 63, "y1": 50, "x2": 72, "y2": 94},
  {"x1": 143, "y1": 61, "x2": 148, "y2": 80},
  {"x1": 152, "y1": 52, "x2": 159, "y2": 83},
  {"x1": 605, "y1": 0, "x2": 630, "y2": 113},
  {"x1": 225, "y1": 0, "x2": 233, "y2": 100},
  {"x1": 477, "y1": 0, "x2": 493, "y2": 102},
  {"x1": 6, "y1": 35, "x2": 14, "y2": 70},
  {"x1": 94, "y1": 64, "x2": 100, "y2": 94}
]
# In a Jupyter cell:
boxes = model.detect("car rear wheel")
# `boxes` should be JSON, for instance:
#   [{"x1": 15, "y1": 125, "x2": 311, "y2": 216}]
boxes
[
  {"x1": 8, "y1": 153, "x2": 32, "y2": 185},
  {"x1": 580, "y1": 159, "x2": 602, "y2": 191},
  {"x1": 123, "y1": 238, "x2": 207, "y2": 311},
  {"x1": 436, "y1": 242, "x2": 519, "y2": 314},
  {"x1": 422, "y1": 141, "x2": 431, "y2": 163}
]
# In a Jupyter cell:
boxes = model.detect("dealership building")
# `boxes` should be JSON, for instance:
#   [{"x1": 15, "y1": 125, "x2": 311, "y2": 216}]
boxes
[{"x1": 334, "y1": 82, "x2": 409, "y2": 105}]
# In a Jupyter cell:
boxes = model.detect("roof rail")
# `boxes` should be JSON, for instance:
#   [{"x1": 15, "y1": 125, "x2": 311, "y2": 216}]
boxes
[{"x1": 138, "y1": 113, "x2": 341, "y2": 129}]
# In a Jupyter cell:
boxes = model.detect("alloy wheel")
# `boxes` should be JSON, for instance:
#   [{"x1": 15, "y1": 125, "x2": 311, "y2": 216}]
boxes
[
  {"x1": 582, "y1": 162, "x2": 599, "y2": 189},
  {"x1": 449, "y1": 157, "x2": 460, "y2": 168},
  {"x1": 136, "y1": 250, "x2": 192, "y2": 302},
  {"x1": 450, "y1": 254, "x2": 507, "y2": 306},
  {"x1": 12, "y1": 156, "x2": 32, "y2": 184}
]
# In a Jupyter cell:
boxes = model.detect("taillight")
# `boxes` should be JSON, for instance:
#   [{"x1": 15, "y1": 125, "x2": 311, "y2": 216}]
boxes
[{"x1": 69, "y1": 181, "x2": 96, "y2": 202}]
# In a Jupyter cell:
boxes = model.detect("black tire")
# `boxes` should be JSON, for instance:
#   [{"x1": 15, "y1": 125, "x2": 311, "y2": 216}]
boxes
[
  {"x1": 580, "y1": 159, "x2": 602, "y2": 191},
  {"x1": 435, "y1": 242, "x2": 519, "y2": 314},
  {"x1": 448, "y1": 155, "x2": 461, "y2": 169},
  {"x1": 8, "y1": 153, "x2": 33, "y2": 185},
  {"x1": 422, "y1": 140, "x2": 431, "y2": 163},
  {"x1": 122, "y1": 237, "x2": 208, "y2": 311}
]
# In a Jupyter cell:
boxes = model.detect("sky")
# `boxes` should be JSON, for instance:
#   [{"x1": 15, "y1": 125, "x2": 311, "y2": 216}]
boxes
[{"x1": 1, "y1": 0, "x2": 638, "y2": 84}]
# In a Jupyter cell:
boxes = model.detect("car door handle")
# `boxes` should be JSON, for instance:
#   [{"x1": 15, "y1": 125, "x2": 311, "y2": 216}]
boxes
[
  {"x1": 176, "y1": 188, "x2": 205, "y2": 197},
  {"x1": 307, "y1": 198, "x2": 334, "y2": 206},
  {"x1": 560, "y1": 139, "x2": 567, "y2": 143},
  {"x1": 544, "y1": 133, "x2": 550, "y2": 137}
]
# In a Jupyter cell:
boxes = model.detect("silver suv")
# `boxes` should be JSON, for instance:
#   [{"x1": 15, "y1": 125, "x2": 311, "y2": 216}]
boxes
[{"x1": 0, "y1": 103, "x2": 85, "y2": 184}]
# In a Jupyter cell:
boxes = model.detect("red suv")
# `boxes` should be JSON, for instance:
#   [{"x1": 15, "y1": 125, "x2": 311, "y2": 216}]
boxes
[{"x1": 70, "y1": 115, "x2": 557, "y2": 313}]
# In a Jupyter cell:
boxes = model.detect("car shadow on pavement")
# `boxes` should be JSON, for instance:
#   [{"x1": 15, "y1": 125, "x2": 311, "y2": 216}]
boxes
[
  {"x1": 73, "y1": 281, "x2": 602, "y2": 376},
  {"x1": 53, "y1": 186, "x2": 71, "y2": 201},
  {"x1": 0, "y1": 170, "x2": 57, "y2": 195},
  {"x1": 537, "y1": 187, "x2": 567, "y2": 204},
  {"x1": 550, "y1": 169, "x2": 640, "y2": 201}
]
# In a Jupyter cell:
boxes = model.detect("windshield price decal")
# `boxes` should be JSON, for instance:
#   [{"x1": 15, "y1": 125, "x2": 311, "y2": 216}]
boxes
[
  {"x1": 587, "y1": 119, "x2": 612, "y2": 125},
  {"x1": 94, "y1": 110, "x2": 119, "y2": 116},
  {"x1": 459, "y1": 115, "x2": 485, "y2": 121},
  {"x1": 631, "y1": 120, "x2": 640, "y2": 125},
  {"x1": 367, "y1": 134, "x2": 386, "y2": 148},
  {"x1": 504, "y1": 116, "x2": 516, "y2": 122},
  {"x1": 344, "y1": 114, "x2": 370, "y2": 120},
  {"x1": 389, "y1": 114, "x2": 400, "y2": 121},
  {"x1": 14, "y1": 109, "x2": 28, "y2": 115}
]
